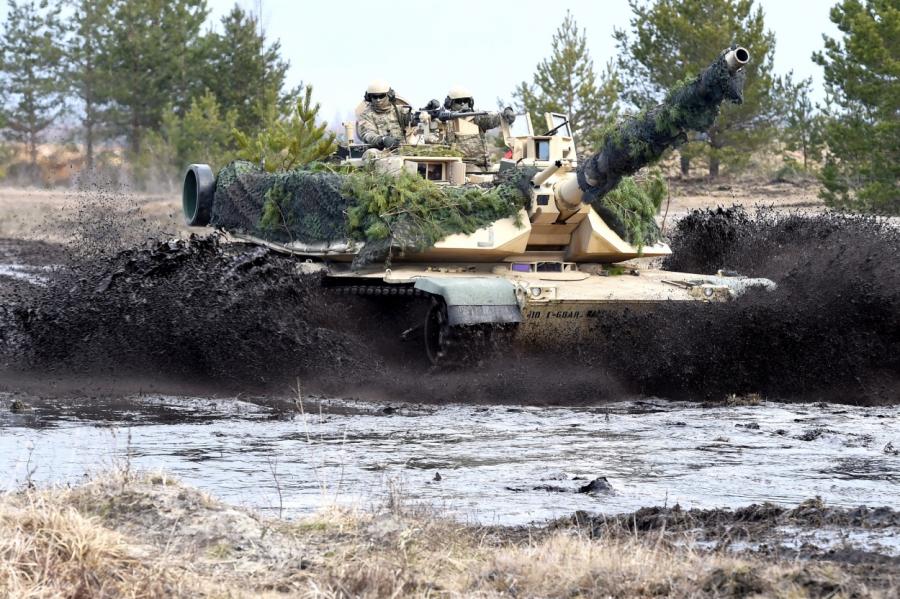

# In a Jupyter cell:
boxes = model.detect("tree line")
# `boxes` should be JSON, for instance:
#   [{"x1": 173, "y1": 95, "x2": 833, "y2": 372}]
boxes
[
  {"x1": 0, "y1": 0, "x2": 310, "y2": 187},
  {"x1": 0, "y1": 0, "x2": 896, "y2": 214},
  {"x1": 513, "y1": 0, "x2": 898, "y2": 214}
]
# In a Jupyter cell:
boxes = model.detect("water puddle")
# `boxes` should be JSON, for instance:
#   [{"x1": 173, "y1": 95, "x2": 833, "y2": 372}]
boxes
[
  {"x1": 0, "y1": 263, "x2": 51, "y2": 284},
  {"x1": 2, "y1": 395, "x2": 898, "y2": 525},
  {"x1": 774, "y1": 526, "x2": 900, "y2": 557}
]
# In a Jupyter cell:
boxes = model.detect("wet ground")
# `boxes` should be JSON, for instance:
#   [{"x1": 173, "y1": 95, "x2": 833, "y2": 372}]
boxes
[
  {"x1": 3, "y1": 394, "x2": 898, "y2": 532},
  {"x1": 0, "y1": 238, "x2": 61, "y2": 284}
]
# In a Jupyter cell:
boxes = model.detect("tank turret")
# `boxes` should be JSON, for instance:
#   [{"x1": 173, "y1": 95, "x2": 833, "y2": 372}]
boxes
[
  {"x1": 187, "y1": 47, "x2": 750, "y2": 264},
  {"x1": 485, "y1": 46, "x2": 750, "y2": 260}
]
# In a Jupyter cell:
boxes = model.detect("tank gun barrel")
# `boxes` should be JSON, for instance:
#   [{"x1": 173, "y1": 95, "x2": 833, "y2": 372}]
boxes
[
  {"x1": 724, "y1": 46, "x2": 750, "y2": 72},
  {"x1": 554, "y1": 46, "x2": 750, "y2": 212},
  {"x1": 531, "y1": 160, "x2": 563, "y2": 187}
]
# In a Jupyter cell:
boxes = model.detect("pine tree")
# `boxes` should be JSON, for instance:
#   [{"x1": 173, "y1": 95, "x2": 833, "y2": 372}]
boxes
[
  {"x1": 512, "y1": 12, "x2": 619, "y2": 147},
  {"x1": 813, "y1": 0, "x2": 899, "y2": 214},
  {"x1": 614, "y1": 0, "x2": 777, "y2": 178},
  {"x1": 201, "y1": 5, "x2": 290, "y2": 134},
  {"x1": 234, "y1": 84, "x2": 336, "y2": 172},
  {"x1": 98, "y1": 0, "x2": 208, "y2": 157},
  {"x1": 0, "y1": 0, "x2": 66, "y2": 183},
  {"x1": 772, "y1": 72, "x2": 824, "y2": 170},
  {"x1": 65, "y1": 0, "x2": 113, "y2": 172},
  {"x1": 137, "y1": 91, "x2": 237, "y2": 187}
]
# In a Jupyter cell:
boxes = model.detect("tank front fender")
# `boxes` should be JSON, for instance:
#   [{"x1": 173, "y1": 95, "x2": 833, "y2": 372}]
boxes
[{"x1": 413, "y1": 277, "x2": 523, "y2": 326}]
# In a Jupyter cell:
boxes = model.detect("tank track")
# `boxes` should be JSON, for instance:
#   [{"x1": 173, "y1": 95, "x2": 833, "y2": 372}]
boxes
[
  {"x1": 329, "y1": 283, "x2": 424, "y2": 297},
  {"x1": 424, "y1": 299, "x2": 514, "y2": 368},
  {"x1": 326, "y1": 281, "x2": 514, "y2": 367}
]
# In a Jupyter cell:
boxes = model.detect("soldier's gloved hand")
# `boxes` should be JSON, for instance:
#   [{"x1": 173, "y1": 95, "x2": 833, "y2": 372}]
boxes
[
  {"x1": 502, "y1": 106, "x2": 516, "y2": 125},
  {"x1": 423, "y1": 99, "x2": 441, "y2": 111},
  {"x1": 380, "y1": 135, "x2": 400, "y2": 149}
]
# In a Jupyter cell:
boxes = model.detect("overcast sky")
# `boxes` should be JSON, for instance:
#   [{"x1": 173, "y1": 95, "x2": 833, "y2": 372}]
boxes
[{"x1": 207, "y1": 0, "x2": 840, "y2": 125}]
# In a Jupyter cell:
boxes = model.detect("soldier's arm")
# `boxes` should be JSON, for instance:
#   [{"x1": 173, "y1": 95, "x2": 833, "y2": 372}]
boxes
[
  {"x1": 356, "y1": 113, "x2": 382, "y2": 145},
  {"x1": 472, "y1": 112, "x2": 502, "y2": 132}
]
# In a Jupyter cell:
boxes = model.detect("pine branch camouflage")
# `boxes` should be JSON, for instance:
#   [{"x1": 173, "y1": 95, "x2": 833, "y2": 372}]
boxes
[{"x1": 210, "y1": 161, "x2": 531, "y2": 266}]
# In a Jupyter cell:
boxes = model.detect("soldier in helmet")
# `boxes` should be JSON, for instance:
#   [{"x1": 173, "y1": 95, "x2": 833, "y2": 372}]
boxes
[
  {"x1": 441, "y1": 85, "x2": 516, "y2": 168},
  {"x1": 356, "y1": 79, "x2": 411, "y2": 150}
]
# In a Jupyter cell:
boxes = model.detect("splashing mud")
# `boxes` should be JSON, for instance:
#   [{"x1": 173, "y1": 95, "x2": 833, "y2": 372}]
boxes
[
  {"x1": 0, "y1": 203, "x2": 898, "y2": 404},
  {"x1": 1, "y1": 234, "x2": 370, "y2": 386},
  {"x1": 639, "y1": 208, "x2": 900, "y2": 402}
]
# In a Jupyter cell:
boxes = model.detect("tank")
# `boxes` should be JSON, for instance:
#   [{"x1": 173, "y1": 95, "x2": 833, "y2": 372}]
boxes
[{"x1": 182, "y1": 46, "x2": 772, "y2": 365}]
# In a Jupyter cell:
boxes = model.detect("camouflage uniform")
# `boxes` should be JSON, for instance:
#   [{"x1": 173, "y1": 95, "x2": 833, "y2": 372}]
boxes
[
  {"x1": 445, "y1": 113, "x2": 502, "y2": 169},
  {"x1": 357, "y1": 103, "x2": 410, "y2": 147}
]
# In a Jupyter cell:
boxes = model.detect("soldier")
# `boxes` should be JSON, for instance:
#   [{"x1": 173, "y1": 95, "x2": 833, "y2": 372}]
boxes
[
  {"x1": 356, "y1": 80, "x2": 411, "y2": 150},
  {"x1": 441, "y1": 85, "x2": 516, "y2": 168}
]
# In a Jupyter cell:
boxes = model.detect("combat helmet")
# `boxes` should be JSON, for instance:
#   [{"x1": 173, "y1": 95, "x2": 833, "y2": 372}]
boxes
[
  {"x1": 364, "y1": 79, "x2": 395, "y2": 102},
  {"x1": 444, "y1": 85, "x2": 474, "y2": 111}
]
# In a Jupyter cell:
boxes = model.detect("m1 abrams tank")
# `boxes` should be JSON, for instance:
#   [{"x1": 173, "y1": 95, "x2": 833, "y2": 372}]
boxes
[{"x1": 182, "y1": 46, "x2": 772, "y2": 366}]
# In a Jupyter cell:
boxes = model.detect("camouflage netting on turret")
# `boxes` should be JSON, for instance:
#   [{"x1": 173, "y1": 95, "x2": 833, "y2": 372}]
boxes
[
  {"x1": 211, "y1": 161, "x2": 351, "y2": 244},
  {"x1": 579, "y1": 48, "x2": 745, "y2": 211},
  {"x1": 210, "y1": 161, "x2": 531, "y2": 264}
]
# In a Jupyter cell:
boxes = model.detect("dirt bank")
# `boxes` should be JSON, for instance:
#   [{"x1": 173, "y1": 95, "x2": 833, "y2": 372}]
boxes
[
  {"x1": 562, "y1": 500, "x2": 900, "y2": 566},
  {"x1": 1, "y1": 472, "x2": 896, "y2": 598},
  {"x1": 662, "y1": 177, "x2": 824, "y2": 222}
]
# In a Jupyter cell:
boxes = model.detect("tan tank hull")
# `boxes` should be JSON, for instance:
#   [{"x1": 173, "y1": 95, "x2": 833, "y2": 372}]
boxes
[{"x1": 324, "y1": 262, "x2": 774, "y2": 362}]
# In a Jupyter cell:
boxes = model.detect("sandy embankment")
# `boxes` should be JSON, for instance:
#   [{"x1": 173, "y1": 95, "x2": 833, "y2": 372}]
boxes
[
  {"x1": 661, "y1": 178, "x2": 824, "y2": 222},
  {"x1": 1, "y1": 472, "x2": 895, "y2": 598}
]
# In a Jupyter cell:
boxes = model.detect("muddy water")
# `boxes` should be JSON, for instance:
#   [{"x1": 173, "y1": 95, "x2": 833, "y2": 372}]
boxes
[
  {"x1": 0, "y1": 264, "x2": 52, "y2": 284},
  {"x1": 2, "y1": 396, "x2": 898, "y2": 525}
]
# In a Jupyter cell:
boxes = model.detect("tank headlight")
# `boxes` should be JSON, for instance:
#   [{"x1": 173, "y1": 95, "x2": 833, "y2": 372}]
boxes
[
  {"x1": 703, "y1": 286, "x2": 714, "y2": 298},
  {"x1": 531, "y1": 286, "x2": 542, "y2": 298}
]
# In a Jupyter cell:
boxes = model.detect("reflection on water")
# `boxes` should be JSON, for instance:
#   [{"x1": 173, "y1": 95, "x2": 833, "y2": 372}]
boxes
[
  {"x1": 0, "y1": 263, "x2": 52, "y2": 284},
  {"x1": 2, "y1": 395, "x2": 898, "y2": 525}
]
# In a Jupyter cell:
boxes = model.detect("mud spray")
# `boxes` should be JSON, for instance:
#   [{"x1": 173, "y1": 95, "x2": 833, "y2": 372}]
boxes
[{"x1": 0, "y1": 200, "x2": 897, "y2": 405}]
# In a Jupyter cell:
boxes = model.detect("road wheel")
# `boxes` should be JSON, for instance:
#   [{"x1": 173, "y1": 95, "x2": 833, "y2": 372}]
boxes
[
  {"x1": 424, "y1": 298, "x2": 518, "y2": 368},
  {"x1": 424, "y1": 298, "x2": 452, "y2": 366}
]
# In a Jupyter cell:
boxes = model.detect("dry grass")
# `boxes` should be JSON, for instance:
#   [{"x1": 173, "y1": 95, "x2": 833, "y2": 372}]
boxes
[
  {"x1": 0, "y1": 484, "x2": 205, "y2": 597},
  {"x1": 478, "y1": 533, "x2": 862, "y2": 598},
  {"x1": 0, "y1": 472, "x2": 887, "y2": 598}
]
